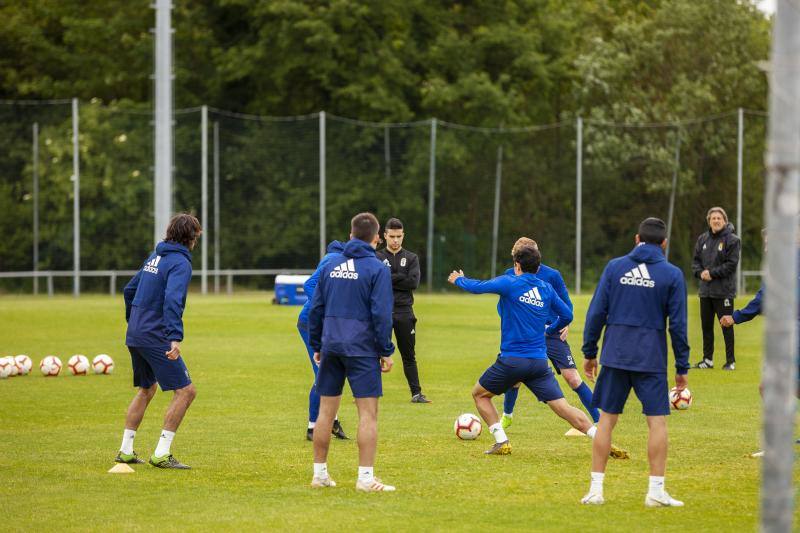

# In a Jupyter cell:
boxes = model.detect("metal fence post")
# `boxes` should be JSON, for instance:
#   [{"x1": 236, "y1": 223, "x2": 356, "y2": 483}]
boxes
[
  {"x1": 319, "y1": 111, "x2": 326, "y2": 260},
  {"x1": 575, "y1": 117, "x2": 583, "y2": 294},
  {"x1": 427, "y1": 118, "x2": 437, "y2": 291},
  {"x1": 491, "y1": 144, "x2": 503, "y2": 277},
  {"x1": 213, "y1": 120, "x2": 220, "y2": 294},
  {"x1": 737, "y1": 107, "x2": 744, "y2": 294},
  {"x1": 32, "y1": 122, "x2": 39, "y2": 295},
  {"x1": 201, "y1": 105, "x2": 208, "y2": 294},
  {"x1": 153, "y1": 0, "x2": 173, "y2": 246},
  {"x1": 72, "y1": 98, "x2": 80, "y2": 297},
  {"x1": 666, "y1": 127, "x2": 682, "y2": 259}
]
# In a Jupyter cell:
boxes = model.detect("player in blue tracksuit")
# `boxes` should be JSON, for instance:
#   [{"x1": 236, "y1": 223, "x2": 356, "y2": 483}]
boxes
[
  {"x1": 307, "y1": 212, "x2": 397, "y2": 492},
  {"x1": 500, "y1": 237, "x2": 600, "y2": 429},
  {"x1": 116, "y1": 213, "x2": 201, "y2": 470},
  {"x1": 297, "y1": 240, "x2": 348, "y2": 441},
  {"x1": 450, "y1": 245, "x2": 608, "y2": 456},
  {"x1": 581, "y1": 217, "x2": 690, "y2": 507}
]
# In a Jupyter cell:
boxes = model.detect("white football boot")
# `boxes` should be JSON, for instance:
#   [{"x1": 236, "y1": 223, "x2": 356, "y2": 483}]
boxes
[
  {"x1": 311, "y1": 475, "x2": 337, "y2": 488},
  {"x1": 645, "y1": 491, "x2": 684, "y2": 507},
  {"x1": 355, "y1": 477, "x2": 396, "y2": 492},
  {"x1": 581, "y1": 491, "x2": 605, "y2": 505}
]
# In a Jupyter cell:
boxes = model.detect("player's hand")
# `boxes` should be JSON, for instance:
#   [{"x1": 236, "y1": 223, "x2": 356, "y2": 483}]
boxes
[
  {"x1": 166, "y1": 341, "x2": 181, "y2": 360},
  {"x1": 559, "y1": 325, "x2": 569, "y2": 342},
  {"x1": 700, "y1": 269, "x2": 712, "y2": 281},
  {"x1": 313, "y1": 352, "x2": 321, "y2": 366},
  {"x1": 583, "y1": 358, "x2": 598, "y2": 383},
  {"x1": 380, "y1": 356, "x2": 394, "y2": 373},
  {"x1": 447, "y1": 270, "x2": 464, "y2": 284},
  {"x1": 674, "y1": 373, "x2": 688, "y2": 390},
  {"x1": 719, "y1": 315, "x2": 734, "y2": 328}
]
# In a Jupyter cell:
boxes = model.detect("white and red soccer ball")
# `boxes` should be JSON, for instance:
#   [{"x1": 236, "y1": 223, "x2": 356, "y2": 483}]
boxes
[
  {"x1": 40, "y1": 355, "x2": 63, "y2": 377},
  {"x1": 92, "y1": 354, "x2": 114, "y2": 375},
  {"x1": 454, "y1": 413, "x2": 483, "y2": 440},
  {"x1": 669, "y1": 387, "x2": 693, "y2": 410},
  {"x1": 68, "y1": 354, "x2": 90, "y2": 376},
  {"x1": 0, "y1": 357, "x2": 14, "y2": 379},
  {"x1": 15, "y1": 355, "x2": 32, "y2": 375}
]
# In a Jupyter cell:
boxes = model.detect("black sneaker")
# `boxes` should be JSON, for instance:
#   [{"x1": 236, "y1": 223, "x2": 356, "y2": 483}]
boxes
[
  {"x1": 306, "y1": 428, "x2": 314, "y2": 441},
  {"x1": 149, "y1": 454, "x2": 191, "y2": 469},
  {"x1": 722, "y1": 363, "x2": 735, "y2": 371},
  {"x1": 115, "y1": 451, "x2": 145, "y2": 464},
  {"x1": 332, "y1": 420, "x2": 349, "y2": 440},
  {"x1": 411, "y1": 393, "x2": 432, "y2": 403},
  {"x1": 693, "y1": 359, "x2": 714, "y2": 369}
]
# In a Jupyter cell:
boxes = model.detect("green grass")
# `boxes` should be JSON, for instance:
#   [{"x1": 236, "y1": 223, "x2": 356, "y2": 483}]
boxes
[{"x1": 0, "y1": 292, "x2": 794, "y2": 531}]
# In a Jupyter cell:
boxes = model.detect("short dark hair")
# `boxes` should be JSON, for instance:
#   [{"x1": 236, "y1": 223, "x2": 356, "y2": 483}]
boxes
[
  {"x1": 638, "y1": 217, "x2": 667, "y2": 244},
  {"x1": 165, "y1": 213, "x2": 201, "y2": 247},
  {"x1": 385, "y1": 218, "x2": 404, "y2": 231},
  {"x1": 351, "y1": 212, "x2": 380, "y2": 242},
  {"x1": 512, "y1": 245, "x2": 541, "y2": 274}
]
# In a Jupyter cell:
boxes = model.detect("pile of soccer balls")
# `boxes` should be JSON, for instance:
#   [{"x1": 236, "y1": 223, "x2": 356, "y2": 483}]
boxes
[{"x1": 0, "y1": 354, "x2": 114, "y2": 379}]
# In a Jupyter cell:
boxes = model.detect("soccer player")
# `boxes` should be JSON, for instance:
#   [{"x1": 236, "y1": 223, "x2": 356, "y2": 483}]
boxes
[
  {"x1": 308, "y1": 212, "x2": 397, "y2": 492},
  {"x1": 297, "y1": 240, "x2": 348, "y2": 441},
  {"x1": 449, "y1": 245, "x2": 606, "y2": 456},
  {"x1": 116, "y1": 213, "x2": 201, "y2": 469},
  {"x1": 581, "y1": 217, "x2": 689, "y2": 507},
  {"x1": 375, "y1": 218, "x2": 430, "y2": 403},
  {"x1": 500, "y1": 237, "x2": 600, "y2": 430}
]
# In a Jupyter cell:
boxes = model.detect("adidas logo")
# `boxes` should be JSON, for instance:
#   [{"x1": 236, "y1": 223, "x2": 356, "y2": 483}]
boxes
[
  {"x1": 620, "y1": 263, "x2": 655, "y2": 288},
  {"x1": 330, "y1": 259, "x2": 359, "y2": 280},
  {"x1": 519, "y1": 287, "x2": 545, "y2": 307},
  {"x1": 143, "y1": 255, "x2": 161, "y2": 275}
]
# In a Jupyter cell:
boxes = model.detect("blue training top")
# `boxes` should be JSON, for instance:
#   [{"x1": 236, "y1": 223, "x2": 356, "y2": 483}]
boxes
[
  {"x1": 455, "y1": 271, "x2": 572, "y2": 359},
  {"x1": 298, "y1": 240, "x2": 345, "y2": 325},
  {"x1": 504, "y1": 263, "x2": 572, "y2": 328}
]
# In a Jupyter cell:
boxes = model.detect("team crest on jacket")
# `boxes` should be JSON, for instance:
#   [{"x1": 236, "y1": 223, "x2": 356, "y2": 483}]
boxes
[
  {"x1": 143, "y1": 256, "x2": 161, "y2": 275},
  {"x1": 718, "y1": 242, "x2": 724, "y2": 251},
  {"x1": 620, "y1": 263, "x2": 655, "y2": 288},
  {"x1": 519, "y1": 287, "x2": 545, "y2": 307},
  {"x1": 330, "y1": 259, "x2": 359, "y2": 279},
  {"x1": 401, "y1": 257, "x2": 407, "y2": 267}
]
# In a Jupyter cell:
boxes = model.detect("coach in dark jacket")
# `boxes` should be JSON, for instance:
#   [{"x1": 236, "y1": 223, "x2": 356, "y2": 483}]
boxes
[{"x1": 691, "y1": 206, "x2": 740, "y2": 370}]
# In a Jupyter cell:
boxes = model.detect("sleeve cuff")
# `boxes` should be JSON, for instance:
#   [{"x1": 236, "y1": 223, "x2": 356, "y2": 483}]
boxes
[{"x1": 676, "y1": 367, "x2": 689, "y2": 375}]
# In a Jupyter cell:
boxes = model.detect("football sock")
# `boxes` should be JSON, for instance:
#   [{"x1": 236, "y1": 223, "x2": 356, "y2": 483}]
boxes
[
  {"x1": 503, "y1": 387, "x2": 519, "y2": 415},
  {"x1": 586, "y1": 426, "x2": 597, "y2": 439},
  {"x1": 648, "y1": 476, "x2": 665, "y2": 497},
  {"x1": 313, "y1": 462, "x2": 328, "y2": 479},
  {"x1": 358, "y1": 466, "x2": 374, "y2": 484},
  {"x1": 308, "y1": 421, "x2": 316, "y2": 429},
  {"x1": 573, "y1": 382, "x2": 600, "y2": 423},
  {"x1": 120, "y1": 429, "x2": 136, "y2": 455},
  {"x1": 489, "y1": 423, "x2": 508, "y2": 443},
  {"x1": 154, "y1": 429, "x2": 175, "y2": 457},
  {"x1": 590, "y1": 472, "x2": 605, "y2": 493}
]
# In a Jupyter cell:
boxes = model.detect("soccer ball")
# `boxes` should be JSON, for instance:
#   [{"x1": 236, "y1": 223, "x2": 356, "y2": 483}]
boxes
[
  {"x1": 92, "y1": 354, "x2": 114, "y2": 375},
  {"x1": 669, "y1": 387, "x2": 692, "y2": 410},
  {"x1": 68, "y1": 354, "x2": 90, "y2": 376},
  {"x1": 15, "y1": 355, "x2": 32, "y2": 375},
  {"x1": 454, "y1": 413, "x2": 483, "y2": 440},
  {"x1": 8, "y1": 356, "x2": 19, "y2": 376},
  {"x1": 0, "y1": 357, "x2": 14, "y2": 379},
  {"x1": 40, "y1": 355, "x2": 63, "y2": 377}
]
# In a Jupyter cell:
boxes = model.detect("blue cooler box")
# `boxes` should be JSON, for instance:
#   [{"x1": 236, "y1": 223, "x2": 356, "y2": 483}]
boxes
[{"x1": 273, "y1": 274, "x2": 311, "y2": 305}]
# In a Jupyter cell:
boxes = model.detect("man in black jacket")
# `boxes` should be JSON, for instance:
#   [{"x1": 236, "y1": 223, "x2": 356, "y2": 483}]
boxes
[
  {"x1": 376, "y1": 218, "x2": 431, "y2": 403},
  {"x1": 691, "y1": 206, "x2": 741, "y2": 370}
]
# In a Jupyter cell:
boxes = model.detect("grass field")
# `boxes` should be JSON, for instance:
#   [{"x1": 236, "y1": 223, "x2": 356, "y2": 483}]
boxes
[{"x1": 0, "y1": 291, "x2": 795, "y2": 531}]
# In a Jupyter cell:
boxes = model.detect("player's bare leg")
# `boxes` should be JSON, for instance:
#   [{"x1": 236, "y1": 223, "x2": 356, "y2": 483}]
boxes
[
  {"x1": 547, "y1": 398, "x2": 593, "y2": 433},
  {"x1": 116, "y1": 384, "x2": 157, "y2": 464},
  {"x1": 149, "y1": 383, "x2": 197, "y2": 469},
  {"x1": 581, "y1": 412, "x2": 618, "y2": 505},
  {"x1": 643, "y1": 415, "x2": 682, "y2": 507},
  {"x1": 311, "y1": 394, "x2": 341, "y2": 488},
  {"x1": 472, "y1": 383, "x2": 510, "y2": 455},
  {"x1": 353, "y1": 397, "x2": 395, "y2": 492}
]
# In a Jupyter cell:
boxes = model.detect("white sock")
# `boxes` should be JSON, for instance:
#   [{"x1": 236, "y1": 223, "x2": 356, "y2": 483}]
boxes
[
  {"x1": 648, "y1": 475, "x2": 665, "y2": 497},
  {"x1": 489, "y1": 423, "x2": 508, "y2": 443},
  {"x1": 502, "y1": 412, "x2": 513, "y2": 418},
  {"x1": 358, "y1": 466, "x2": 374, "y2": 484},
  {"x1": 586, "y1": 426, "x2": 597, "y2": 439},
  {"x1": 120, "y1": 429, "x2": 136, "y2": 455},
  {"x1": 308, "y1": 421, "x2": 316, "y2": 429},
  {"x1": 590, "y1": 471, "x2": 605, "y2": 493},
  {"x1": 313, "y1": 462, "x2": 328, "y2": 479},
  {"x1": 154, "y1": 429, "x2": 175, "y2": 457}
]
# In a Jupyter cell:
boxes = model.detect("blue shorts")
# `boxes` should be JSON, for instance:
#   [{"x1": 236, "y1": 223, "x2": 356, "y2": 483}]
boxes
[
  {"x1": 128, "y1": 345, "x2": 191, "y2": 392},
  {"x1": 591, "y1": 366, "x2": 669, "y2": 416},
  {"x1": 316, "y1": 353, "x2": 382, "y2": 398},
  {"x1": 545, "y1": 334, "x2": 576, "y2": 374},
  {"x1": 479, "y1": 356, "x2": 564, "y2": 402}
]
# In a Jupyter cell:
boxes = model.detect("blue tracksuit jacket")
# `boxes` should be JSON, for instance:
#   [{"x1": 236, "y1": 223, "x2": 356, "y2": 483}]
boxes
[
  {"x1": 504, "y1": 263, "x2": 572, "y2": 327},
  {"x1": 455, "y1": 272, "x2": 573, "y2": 359},
  {"x1": 308, "y1": 239, "x2": 395, "y2": 357},
  {"x1": 582, "y1": 243, "x2": 690, "y2": 374},
  {"x1": 298, "y1": 240, "x2": 345, "y2": 325},
  {"x1": 733, "y1": 286, "x2": 763, "y2": 324},
  {"x1": 124, "y1": 241, "x2": 193, "y2": 347}
]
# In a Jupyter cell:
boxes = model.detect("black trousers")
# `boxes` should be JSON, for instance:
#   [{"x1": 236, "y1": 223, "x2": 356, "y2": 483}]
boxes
[
  {"x1": 393, "y1": 310, "x2": 422, "y2": 396},
  {"x1": 700, "y1": 297, "x2": 735, "y2": 365}
]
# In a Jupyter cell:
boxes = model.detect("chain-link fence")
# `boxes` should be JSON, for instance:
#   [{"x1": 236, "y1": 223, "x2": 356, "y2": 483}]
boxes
[{"x1": 0, "y1": 101, "x2": 768, "y2": 294}]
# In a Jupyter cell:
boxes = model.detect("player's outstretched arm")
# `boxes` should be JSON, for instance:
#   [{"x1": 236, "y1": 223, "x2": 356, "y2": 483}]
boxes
[
  {"x1": 122, "y1": 269, "x2": 142, "y2": 322},
  {"x1": 582, "y1": 264, "x2": 612, "y2": 359},
  {"x1": 667, "y1": 272, "x2": 691, "y2": 376},
  {"x1": 371, "y1": 267, "x2": 395, "y2": 357},
  {"x1": 545, "y1": 292, "x2": 573, "y2": 336},
  {"x1": 163, "y1": 261, "x2": 192, "y2": 345},
  {"x1": 731, "y1": 284, "x2": 764, "y2": 325},
  {"x1": 449, "y1": 271, "x2": 510, "y2": 295}
]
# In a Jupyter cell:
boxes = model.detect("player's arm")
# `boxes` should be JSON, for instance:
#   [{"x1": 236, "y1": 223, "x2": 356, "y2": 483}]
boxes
[
  {"x1": 582, "y1": 264, "x2": 612, "y2": 379},
  {"x1": 708, "y1": 237, "x2": 740, "y2": 279},
  {"x1": 731, "y1": 284, "x2": 763, "y2": 324},
  {"x1": 545, "y1": 291, "x2": 573, "y2": 335},
  {"x1": 667, "y1": 272, "x2": 691, "y2": 381},
  {"x1": 553, "y1": 271, "x2": 574, "y2": 312},
  {"x1": 449, "y1": 271, "x2": 511, "y2": 295},
  {"x1": 303, "y1": 265, "x2": 323, "y2": 301},
  {"x1": 308, "y1": 272, "x2": 327, "y2": 356},
  {"x1": 122, "y1": 268, "x2": 142, "y2": 322},
  {"x1": 371, "y1": 267, "x2": 396, "y2": 363},
  {"x1": 163, "y1": 261, "x2": 192, "y2": 359},
  {"x1": 392, "y1": 253, "x2": 420, "y2": 290}
]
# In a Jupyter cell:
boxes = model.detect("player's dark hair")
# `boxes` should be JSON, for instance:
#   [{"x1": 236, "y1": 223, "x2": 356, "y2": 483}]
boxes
[
  {"x1": 351, "y1": 212, "x2": 380, "y2": 242},
  {"x1": 165, "y1": 213, "x2": 202, "y2": 248},
  {"x1": 638, "y1": 217, "x2": 667, "y2": 244},
  {"x1": 385, "y1": 218, "x2": 404, "y2": 231},
  {"x1": 513, "y1": 246, "x2": 541, "y2": 274}
]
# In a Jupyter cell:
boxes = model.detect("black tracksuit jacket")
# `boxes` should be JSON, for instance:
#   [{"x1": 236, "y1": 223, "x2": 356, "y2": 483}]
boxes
[{"x1": 375, "y1": 248, "x2": 420, "y2": 311}]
